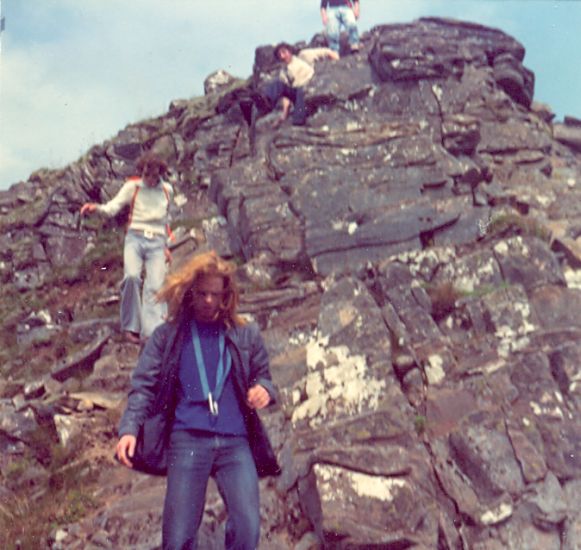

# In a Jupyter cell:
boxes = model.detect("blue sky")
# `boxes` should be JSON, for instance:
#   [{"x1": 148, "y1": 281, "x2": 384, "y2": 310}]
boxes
[{"x1": 0, "y1": 0, "x2": 580, "y2": 190}]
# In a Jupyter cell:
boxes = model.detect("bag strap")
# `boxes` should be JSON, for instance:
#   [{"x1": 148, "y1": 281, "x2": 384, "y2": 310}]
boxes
[
  {"x1": 126, "y1": 179, "x2": 141, "y2": 232},
  {"x1": 191, "y1": 321, "x2": 232, "y2": 416},
  {"x1": 161, "y1": 183, "x2": 176, "y2": 242}
]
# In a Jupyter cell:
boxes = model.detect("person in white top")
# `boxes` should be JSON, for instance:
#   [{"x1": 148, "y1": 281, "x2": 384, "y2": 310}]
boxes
[
  {"x1": 263, "y1": 42, "x2": 339, "y2": 126},
  {"x1": 80, "y1": 153, "x2": 174, "y2": 343}
]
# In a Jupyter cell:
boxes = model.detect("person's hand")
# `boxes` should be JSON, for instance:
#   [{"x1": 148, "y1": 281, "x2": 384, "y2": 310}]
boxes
[
  {"x1": 164, "y1": 247, "x2": 172, "y2": 265},
  {"x1": 247, "y1": 384, "x2": 271, "y2": 410},
  {"x1": 116, "y1": 434, "x2": 137, "y2": 468},
  {"x1": 321, "y1": 9, "x2": 328, "y2": 26},
  {"x1": 80, "y1": 203, "x2": 97, "y2": 216},
  {"x1": 353, "y1": 2, "x2": 360, "y2": 19},
  {"x1": 273, "y1": 98, "x2": 291, "y2": 128}
]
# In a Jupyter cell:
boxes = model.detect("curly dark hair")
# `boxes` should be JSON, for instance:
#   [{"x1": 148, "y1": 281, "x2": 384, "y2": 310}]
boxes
[{"x1": 273, "y1": 42, "x2": 294, "y2": 61}]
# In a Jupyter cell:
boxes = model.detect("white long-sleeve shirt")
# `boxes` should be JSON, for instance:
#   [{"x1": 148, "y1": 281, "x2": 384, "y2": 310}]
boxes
[
  {"x1": 279, "y1": 48, "x2": 336, "y2": 88},
  {"x1": 97, "y1": 177, "x2": 173, "y2": 237}
]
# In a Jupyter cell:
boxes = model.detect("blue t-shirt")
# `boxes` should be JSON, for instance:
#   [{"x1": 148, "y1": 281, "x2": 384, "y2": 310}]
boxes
[{"x1": 173, "y1": 320, "x2": 247, "y2": 435}]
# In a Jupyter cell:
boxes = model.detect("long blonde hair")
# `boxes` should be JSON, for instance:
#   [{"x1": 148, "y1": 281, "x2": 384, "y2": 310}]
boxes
[{"x1": 157, "y1": 250, "x2": 244, "y2": 327}]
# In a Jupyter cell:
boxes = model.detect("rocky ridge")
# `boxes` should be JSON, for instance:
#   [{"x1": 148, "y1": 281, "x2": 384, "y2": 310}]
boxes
[{"x1": 2, "y1": 17, "x2": 581, "y2": 549}]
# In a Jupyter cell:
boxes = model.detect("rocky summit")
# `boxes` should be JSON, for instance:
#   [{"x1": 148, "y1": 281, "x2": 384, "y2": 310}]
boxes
[{"x1": 2, "y1": 17, "x2": 581, "y2": 550}]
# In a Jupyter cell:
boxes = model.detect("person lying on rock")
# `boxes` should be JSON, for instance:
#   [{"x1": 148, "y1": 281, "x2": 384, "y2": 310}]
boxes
[
  {"x1": 115, "y1": 250, "x2": 280, "y2": 550},
  {"x1": 321, "y1": 0, "x2": 361, "y2": 54},
  {"x1": 263, "y1": 42, "x2": 339, "y2": 126},
  {"x1": 80, "y1": 152, "x2": 174, "y2": 344}
]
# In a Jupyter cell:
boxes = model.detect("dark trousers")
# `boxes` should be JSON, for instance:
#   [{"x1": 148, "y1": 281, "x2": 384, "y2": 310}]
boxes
[{"x1": 263, "y1": 80, "x2": 307, "y2": 125}]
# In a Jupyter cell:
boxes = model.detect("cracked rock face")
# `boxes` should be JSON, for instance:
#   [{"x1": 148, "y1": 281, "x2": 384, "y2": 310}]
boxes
[{"x1": 3, "y1": 16, "x2": 581, "y2": 550}]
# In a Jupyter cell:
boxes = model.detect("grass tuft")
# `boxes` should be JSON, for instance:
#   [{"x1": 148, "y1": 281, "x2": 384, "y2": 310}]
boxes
[{"x1": 486, "y1": 212, "x2": 552, "y2": 243}]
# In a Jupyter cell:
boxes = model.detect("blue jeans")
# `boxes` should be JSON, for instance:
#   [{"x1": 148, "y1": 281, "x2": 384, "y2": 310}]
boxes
[
  {"x1": 121, "y1": 230, "x2": 167, "y2": 338},
  {"x1": 326, "y1": 5, "x2": 359, "y2": 52},
  {"x1": 162, "y1": 430, "x2": 260, "y2": 550},
  {"x1": 263, "y1": 80, "x2": 307, "y2": 125}
]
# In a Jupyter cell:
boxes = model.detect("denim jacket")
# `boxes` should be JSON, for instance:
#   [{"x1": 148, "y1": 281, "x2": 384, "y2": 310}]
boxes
[{"x1": 118, "y1": 317, "x2": 281, "y2": 477}]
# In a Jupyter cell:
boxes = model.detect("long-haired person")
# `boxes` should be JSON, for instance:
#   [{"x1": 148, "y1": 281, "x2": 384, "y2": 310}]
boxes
[{"x1": 115, "y1": 250, "x2": 280, "y2": 549}]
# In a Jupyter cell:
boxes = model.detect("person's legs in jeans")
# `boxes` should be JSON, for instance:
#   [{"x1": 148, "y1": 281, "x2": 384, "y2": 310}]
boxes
[
  {"x1": 263, "y1": 80, "x2": 304, "y2": 124},
  {"x1": 338, "y1": 6, "x2": 360, "y2": 48},
  {"x1": 162, "y1": 431, "x2": 213, "y2": 550},
  {"x1": 141, "y1": 235, "x2": 167, "y2": 338},
  {"x1": 291, "y1": 87, "x2": 307, "y2": 126},
  {"x1": 263, "y1": 80, "x2": 295, "y2": 109},
  {"x1": 120, "y1": 231, "x2": 144, "y2": 335},
  {"x1": 325, "y1": 7, "x2": 341, "y2": 52},
  {"x1": 214, "y1": 436, "x2": 260, "y2": 550}
]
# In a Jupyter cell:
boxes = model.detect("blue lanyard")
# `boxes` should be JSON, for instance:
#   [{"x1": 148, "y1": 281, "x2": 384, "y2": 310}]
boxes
[{"x1": 190, "y1": 321, "x2": 232, "y2": 416}]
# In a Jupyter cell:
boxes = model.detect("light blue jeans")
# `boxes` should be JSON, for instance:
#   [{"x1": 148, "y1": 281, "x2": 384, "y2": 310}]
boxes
[
  {"x1": 162, "y1": 430, "x2": 260, "y2": 550},
  {"x1": 121, "y1": 229, "x2": 167, "y2": 339},
  {"x1": 326, "y1": 5, "x2": 359, "y2": 52}
]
